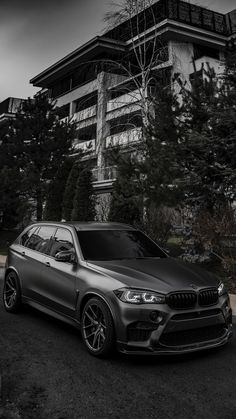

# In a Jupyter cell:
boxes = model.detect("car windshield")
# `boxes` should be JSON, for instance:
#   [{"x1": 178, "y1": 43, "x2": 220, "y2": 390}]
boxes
[{"x1": 77, "y1": 230, "x2": 167, "y2": 261}]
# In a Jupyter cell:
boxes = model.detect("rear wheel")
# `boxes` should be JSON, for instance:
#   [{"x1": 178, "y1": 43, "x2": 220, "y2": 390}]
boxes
[
  {"x1": 3, "y1": 271, "x2": 22, "y2": 313},
  {"x1": 81, "y1": 297, "x2": 115, "y2": 357}
]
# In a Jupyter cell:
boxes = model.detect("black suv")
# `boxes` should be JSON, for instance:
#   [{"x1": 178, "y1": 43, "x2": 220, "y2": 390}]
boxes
[{"x1": 3, "y1": 222, "x2": 232, "y2": 356}]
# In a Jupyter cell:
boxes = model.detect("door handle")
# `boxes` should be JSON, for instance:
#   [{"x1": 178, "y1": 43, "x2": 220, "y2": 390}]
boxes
[
  {"x1": 21, "y1": 251, "x2": 25, "y2": 255},
  {"x1": 45, "y1": 261, "x2": 51, "y2": 267}
]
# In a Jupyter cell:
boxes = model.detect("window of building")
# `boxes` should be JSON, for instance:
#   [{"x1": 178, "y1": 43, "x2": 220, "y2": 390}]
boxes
[
  {"x1": 77, "y1": 124, "x2": 97, "y2": 143},
  {"x1": 110, "y1": 79, "x2": 139, "y2": 100},
  {"x1": 110, "y1": 112, "x2": 142, "y2": 136},
  {"x1": 193, "y1": 44, "x2": 220, "y2": 60},
  {"x1": 74, "y1": 92, "x2": 98, "y2": 113},
  {"x1": 51, "y1": 77, "x2": 71, "y2": 98},
  {"x1": 71, "y1": 63, "x2": 98, "y2": 90},
  {"x1": 56, "y1": 103, "x2": 70, "y2": 120}
]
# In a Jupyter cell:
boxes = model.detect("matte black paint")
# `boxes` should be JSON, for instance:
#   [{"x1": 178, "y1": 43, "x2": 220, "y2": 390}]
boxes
[{"x1": 4, "y1": 221, "x2": 233, "y2": 355}]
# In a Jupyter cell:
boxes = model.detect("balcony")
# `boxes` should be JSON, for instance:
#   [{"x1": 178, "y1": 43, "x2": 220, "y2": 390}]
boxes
[
  {"x1": 73, "y1": 139, "x2": 96, "y2": 154},
  {"x1": 72, "y1": 104, "x2": 97, "y2": 122},
  {"x1": 107, "y1": 90, "x2": 141, "y2": 113},
  {"x1": 106, "y1": 127, "x2": 142, "y2": 148}
]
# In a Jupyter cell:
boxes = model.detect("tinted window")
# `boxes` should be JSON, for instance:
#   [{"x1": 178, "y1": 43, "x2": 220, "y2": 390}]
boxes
[
  {"x1": 27, "y1": 226, "x2": 56, "y2": 254},
  {"x1": 21, "y1": 226, "x2": 38, "y2": 247},
  {"x1": 77, "y1": 230, "x2": 166, "y2": 261},
  {"x1": 49, "y1": 228, "x2": 74, "y2": 257}
]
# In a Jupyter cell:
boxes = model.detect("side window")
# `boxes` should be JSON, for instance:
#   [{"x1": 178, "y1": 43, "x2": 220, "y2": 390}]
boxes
[
  {"x1": 21, "y1": 226, "x2": 38, "y2": 247},
  {"x1": 50, "y1": 228, "x2": 74, "y2": 258},
  {"x1": 28, "y1": 226, "x2": 56, "y2": 254}
]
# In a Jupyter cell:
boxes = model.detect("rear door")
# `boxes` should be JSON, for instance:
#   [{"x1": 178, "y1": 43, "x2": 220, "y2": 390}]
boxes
[{"x1": 19, "y1": 225, "x2": 56, "y2": 301}]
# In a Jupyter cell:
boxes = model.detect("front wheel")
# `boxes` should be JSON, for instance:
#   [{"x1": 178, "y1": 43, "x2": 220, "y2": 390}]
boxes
[
  {"x1": 81, "y1": 297, "x2": 115, "y2": 357},
  {"x1": 3, "y1": 271, "x2": 22, "y2": 313}
]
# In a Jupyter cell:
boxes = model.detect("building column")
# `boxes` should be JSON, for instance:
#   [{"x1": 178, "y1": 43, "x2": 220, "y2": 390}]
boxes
[
  {"x1": 69, "y1": 101, "x2": 76, "y2": 117},
  {"x1": 96, "y1": 72, "x2": 110, "y2": 181},
  {"x1": 169, "y1": 40, "x2": 194, "y2": 94}
]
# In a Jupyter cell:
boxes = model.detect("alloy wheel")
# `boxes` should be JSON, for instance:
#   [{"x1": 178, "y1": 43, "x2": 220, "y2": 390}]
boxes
[
  {"x1": 4, "y1": 273, "x2": 18, "y2": 310},
  {"x1": 82, "y1": 303, "x2": 107, "y2": 352}
]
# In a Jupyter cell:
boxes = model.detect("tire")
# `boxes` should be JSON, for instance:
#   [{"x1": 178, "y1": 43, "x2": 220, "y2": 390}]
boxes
[
  {"x1": 81, "y1": 297, "x2": 115, "y2": 357},
  {"x1": 3, "y1": 271, "x2": 22, "y2": 313}
]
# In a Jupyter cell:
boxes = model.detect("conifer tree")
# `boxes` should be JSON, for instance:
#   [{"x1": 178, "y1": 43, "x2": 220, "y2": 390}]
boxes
[
  {"x1": 0, "y1": 121, "x2": 28, "y2": 228},
  {"x1": 10, "y1": 95, "x2": 76, "y2": 220},
  {"x1": 71, "y1": 168, "x2": 96, "y2": 221},
  {"x1": 44, "y1": 158, "x2": 74, "y2": 221},
  {"x1": 108, "y1": 155, "x2": 142, "y2": 225},
  {"x1": 178, "y1": 52, "x2": 236, "y2": 212},
  {"x1": 62, "y1": 161, "x2": 81, "y2": 221},
  {"x1": 140, "y1": 80, "x2": 183, "y2": 209}
]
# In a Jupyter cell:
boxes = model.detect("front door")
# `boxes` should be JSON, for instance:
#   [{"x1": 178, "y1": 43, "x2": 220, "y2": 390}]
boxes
[{"x1": 39, "y1": 227, "x2": 78, "y2": 317}]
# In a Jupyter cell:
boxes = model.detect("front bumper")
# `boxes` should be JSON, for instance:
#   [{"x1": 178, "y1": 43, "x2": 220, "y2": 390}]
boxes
[{"x1": 112, "y1": 293, "x2": 233, "y2": 355}]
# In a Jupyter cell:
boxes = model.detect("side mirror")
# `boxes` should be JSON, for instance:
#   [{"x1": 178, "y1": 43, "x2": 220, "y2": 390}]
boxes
[{"x1": 55, "y1": 249, "x2": 76, "y2": 264}]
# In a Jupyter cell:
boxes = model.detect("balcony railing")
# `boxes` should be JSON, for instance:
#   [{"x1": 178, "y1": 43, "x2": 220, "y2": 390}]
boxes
[
  {"x1": 192, "y1": 56, "x2": 223, "y2": 75},
  {"x1": 73, "y1": 139, "x2": 96, "y2": 153},
  {"x1": 92, "y1": 166, "x2": 117, "y2": 182},
  {"x1": 107, "y1": 89, "x2": 141, "y2": 113},
  {"x1": 105, "y1": 0, "x2": 228, "y2": 42},
  {"x1": 106, "y1": 127, "x2": 142, "y2": 148},
  {"x1": 72, "y1": 104, "x2": 97, "y2": 122}
]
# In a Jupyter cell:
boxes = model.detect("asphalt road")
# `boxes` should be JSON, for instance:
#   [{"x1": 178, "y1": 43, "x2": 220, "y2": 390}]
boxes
[{"x1": 0, "y1": 267, "x2": 236, "y2": 419}]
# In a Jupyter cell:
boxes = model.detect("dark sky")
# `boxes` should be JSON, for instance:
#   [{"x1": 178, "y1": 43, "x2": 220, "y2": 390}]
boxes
[{"x1": 1, "y1": 0, "x2": 236, "y2": 101}]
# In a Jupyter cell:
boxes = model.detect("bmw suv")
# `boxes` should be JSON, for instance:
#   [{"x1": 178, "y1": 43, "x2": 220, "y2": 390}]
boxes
[{"x1": 3, "y1": 222, "x2": 232, "y2": 356}]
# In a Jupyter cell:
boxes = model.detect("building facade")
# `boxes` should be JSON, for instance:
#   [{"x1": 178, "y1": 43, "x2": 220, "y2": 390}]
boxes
[
  {"x1": 30, "y1": 0, "x2": 236, "y2": 196},
  {"x1": 0, "y1": 97, "x2": 25, "y2": 125}
]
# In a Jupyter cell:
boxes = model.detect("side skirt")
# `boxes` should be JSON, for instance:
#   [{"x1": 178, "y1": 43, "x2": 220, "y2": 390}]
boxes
[{"x1": 22, "y1": 295, "x2": 81, "y2": 329}]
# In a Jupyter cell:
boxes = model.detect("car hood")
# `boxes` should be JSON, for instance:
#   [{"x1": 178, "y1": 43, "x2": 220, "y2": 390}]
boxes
[{"x1": 87, "y1": 257, "x2": 219, "y2": 294}]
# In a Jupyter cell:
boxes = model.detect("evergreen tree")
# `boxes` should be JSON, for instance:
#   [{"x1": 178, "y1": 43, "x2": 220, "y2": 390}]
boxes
[
  {"x1": 109, "y1": 155, "x2": 142, "y2": 225},
  {"x1": 177, "y1": 64, "x2": 220, "y2": 212},
  {"x1": 178, "y1": 53, "x2": 236, "y2": 211},
  {"x1": 10, "y1": 95, "x2": 76, "y2": 221},
  {"x1": 71, "y1": 168, "x2": 96, "y2": 221},
  {"x1": 0, "y1": 121, "x2": 29, "y2": 228},
  {"x1": 44, "y1": 158, "x2": 74, "y2": 221},
  {"x1": 0, "y1": 166, "x2": 27, "y2": 229},
  {"x1": 141, "y1": 80, "x2": 183, "y2": 209},
  {"x1": 62, "y1": 161, "x2": 81, "y2": 221}
]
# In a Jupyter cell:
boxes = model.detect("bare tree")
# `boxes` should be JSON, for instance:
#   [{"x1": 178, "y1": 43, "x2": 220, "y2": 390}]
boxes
[{"x1": 104, "y1": 0, "x2": 170, "y2": 129}]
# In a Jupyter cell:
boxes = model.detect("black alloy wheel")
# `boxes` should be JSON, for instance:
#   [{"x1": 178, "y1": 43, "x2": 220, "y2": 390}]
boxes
[
  {"x1": 3, "y1": 271, "x2": 22, "y2": 313},
  {"x1": 81, "y1": 297, "x2": 115, "y2": 357}
]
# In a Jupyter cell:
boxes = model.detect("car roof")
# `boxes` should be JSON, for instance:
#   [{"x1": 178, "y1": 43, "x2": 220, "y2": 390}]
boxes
[{"x1": 29, "y1": 221, "x2": 136, "y2": 231}]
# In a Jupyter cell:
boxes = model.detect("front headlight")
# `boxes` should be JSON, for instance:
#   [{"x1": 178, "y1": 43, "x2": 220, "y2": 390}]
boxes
[
  {"x1": 114, "y1": 288, "x2": 165, "y2": 304},
  {"x1": 218, "y1": 282, "x2": 226, "y2": 297}
]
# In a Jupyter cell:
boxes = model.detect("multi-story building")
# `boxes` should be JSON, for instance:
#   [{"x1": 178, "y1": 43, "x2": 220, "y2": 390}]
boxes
[
  {"x1": 30, "y1": 0, "x2": 236, "y2": 197},
  {"x1": 0, "y1": 97, "x2": 25, "y2": 125}
]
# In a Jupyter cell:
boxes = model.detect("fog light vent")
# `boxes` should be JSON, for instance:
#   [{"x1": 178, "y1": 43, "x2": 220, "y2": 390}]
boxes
[{"x1": 127, "y1": 322, "x2": 157, "y2": 342}]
